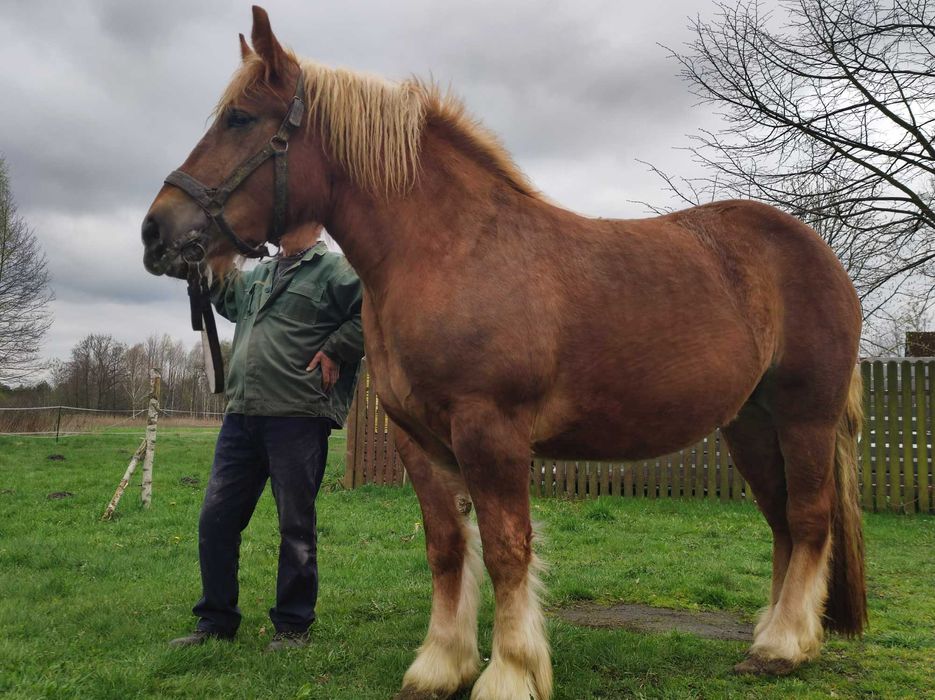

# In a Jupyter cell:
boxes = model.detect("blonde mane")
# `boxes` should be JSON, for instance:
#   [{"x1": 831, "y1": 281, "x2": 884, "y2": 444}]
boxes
[{"x1": 216, "y1": 53, "x2": 540, "y2": 199}]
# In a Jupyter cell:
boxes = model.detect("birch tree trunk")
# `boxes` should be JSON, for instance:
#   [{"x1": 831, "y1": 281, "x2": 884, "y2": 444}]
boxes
[
  {"x1": 101, "y1": 438, "x2": 146, "y2": 520},
  {"x1": 140, "y1": 368, "x2": 161, "y2": 507}
]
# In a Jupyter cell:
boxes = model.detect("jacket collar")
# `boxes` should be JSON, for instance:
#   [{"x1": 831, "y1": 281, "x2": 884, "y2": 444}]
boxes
[
  {"x1": 260, "y1": 240, "x2": 328, "y2": 311},
  {"x1": 294, "y1": 240, "x2": 328, "y2": 264},
  {"x1": 270, "y1": 240, "x2": 327, "y2": 267}
]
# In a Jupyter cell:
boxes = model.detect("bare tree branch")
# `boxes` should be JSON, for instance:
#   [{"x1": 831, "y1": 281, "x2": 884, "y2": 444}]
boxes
[{"x1": 650, "y1": 0, "x2": 935, "y2": 327}]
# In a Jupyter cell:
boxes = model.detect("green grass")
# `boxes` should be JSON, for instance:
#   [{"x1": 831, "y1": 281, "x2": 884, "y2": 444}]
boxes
[{"x1": 0, "y1": 429, "x2": 933, "y2": 699}]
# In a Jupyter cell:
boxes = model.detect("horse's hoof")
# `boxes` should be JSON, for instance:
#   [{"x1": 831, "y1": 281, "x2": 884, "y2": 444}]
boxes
[
  {"x1": 733, "y1": 654, "x2": 796, "y2": 676},
  {"x1": 393, "y1": 686, "x2": 453, "y2": 700}
]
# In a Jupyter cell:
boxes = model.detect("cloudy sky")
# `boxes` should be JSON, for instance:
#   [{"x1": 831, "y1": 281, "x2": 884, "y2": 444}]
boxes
[{"x1": 1, "y1": 0, "x2": 747, "y2": 370}]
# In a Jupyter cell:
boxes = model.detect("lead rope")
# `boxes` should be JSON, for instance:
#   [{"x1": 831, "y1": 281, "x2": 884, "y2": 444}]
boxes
[{"x1": 187, "y1": 258, "x2": 225, "y2": 394}]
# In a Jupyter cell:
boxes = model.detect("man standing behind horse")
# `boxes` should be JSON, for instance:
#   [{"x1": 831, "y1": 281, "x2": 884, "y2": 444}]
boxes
[{"x1": 170, "y1": 222, "x2": 364, "y2": 651}]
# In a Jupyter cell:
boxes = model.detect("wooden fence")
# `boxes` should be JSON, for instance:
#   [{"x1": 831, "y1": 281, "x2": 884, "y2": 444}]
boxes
[
  {"x1": 344, "y1": 359, "x2": 935, "y2": 514},
  {"x1": 343, "y1": 365, "x2": 407, "y2": 489}
]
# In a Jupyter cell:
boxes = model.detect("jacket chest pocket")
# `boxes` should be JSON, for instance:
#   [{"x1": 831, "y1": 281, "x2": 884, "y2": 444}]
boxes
[{"x1": 276, "y1": 281, "x2": 325, "y2": 324}]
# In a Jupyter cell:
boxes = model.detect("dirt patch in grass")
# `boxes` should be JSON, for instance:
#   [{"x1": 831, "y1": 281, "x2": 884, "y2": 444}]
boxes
[{"x1": 556, "y1": 603, "x2": 754, "y2": 642}]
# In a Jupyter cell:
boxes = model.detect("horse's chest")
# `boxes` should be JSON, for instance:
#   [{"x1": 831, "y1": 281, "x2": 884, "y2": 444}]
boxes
[{"x1": 362, "y1": 302, "x2": 450, "y2": 439}]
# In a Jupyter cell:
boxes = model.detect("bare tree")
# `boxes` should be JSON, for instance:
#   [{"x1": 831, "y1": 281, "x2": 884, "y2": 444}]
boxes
[
  {"x1": 0, "y1": 157, "x2": 53, "y2": 383},
  {"x1": 123, "y1": 343, "x2": 151, "y2": 411},
  {"x1": 12, "y1": 331, "x2": 230, "y2": 415},
  {"x1": 65, "y1": 335, "x2": 93, "y2": 407},
  {"x1": 863, "y1": 294, "x2": 933, "y2": 353},
  {"x1": 649, "y1": 0, "x2": 935, "y2": 318},
  {"x1": 84, "y1": 334, "x2": 126, "y2": 410}
]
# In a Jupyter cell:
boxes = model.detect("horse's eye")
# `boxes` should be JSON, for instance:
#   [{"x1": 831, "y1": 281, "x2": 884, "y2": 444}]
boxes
[{"x1": 226, "y1": 109, "x2": 256, "y2": 129}]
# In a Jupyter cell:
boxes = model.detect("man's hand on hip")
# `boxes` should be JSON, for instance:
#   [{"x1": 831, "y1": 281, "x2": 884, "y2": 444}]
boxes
[{"x1": 306, "y1": 351, "x2": 339, "y2": 392}]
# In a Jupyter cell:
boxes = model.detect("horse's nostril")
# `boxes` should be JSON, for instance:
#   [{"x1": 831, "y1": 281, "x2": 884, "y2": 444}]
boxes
[{"x1": 141, "y1": 215, "x2": 161, "y2": 246}]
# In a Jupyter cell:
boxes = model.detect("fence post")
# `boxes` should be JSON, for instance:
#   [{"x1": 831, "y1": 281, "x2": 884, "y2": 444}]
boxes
[
  {"x1": 140, "y1": 368, "x2": 161, "y2": 508},
  {"x1": 344, "y1": 389, "x2": 359, "y2": 489},
  {"x1": 54, "y1": 406, "x2": 62, "y2": 442}
]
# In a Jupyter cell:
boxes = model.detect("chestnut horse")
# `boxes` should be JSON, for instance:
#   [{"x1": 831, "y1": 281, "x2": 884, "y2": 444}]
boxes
[{"x1": 142, "y1": 7, "x2": 866, "y2": 699}]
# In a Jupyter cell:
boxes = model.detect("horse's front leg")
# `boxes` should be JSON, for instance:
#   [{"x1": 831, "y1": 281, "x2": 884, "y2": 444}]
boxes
[
  {"x1": 395, "y1": 429, "x2": 483, "y2": 700},
  {"x1": 452, "y1": 406, "x2": 552, "y2": 700}
]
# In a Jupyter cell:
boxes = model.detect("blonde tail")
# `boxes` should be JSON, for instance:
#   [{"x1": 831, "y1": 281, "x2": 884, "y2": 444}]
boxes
[{"x1": 825, "y1": 366, "x2": 868, "y2": 636}]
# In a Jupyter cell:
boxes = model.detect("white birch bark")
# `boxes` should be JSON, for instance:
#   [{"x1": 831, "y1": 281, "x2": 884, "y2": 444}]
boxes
[
  {"x1": 140, "y1": 368, "x2": 161, "y2": 508},
  {"x1": 101, "y1": 438, "x2": 146, "y2": 520}
]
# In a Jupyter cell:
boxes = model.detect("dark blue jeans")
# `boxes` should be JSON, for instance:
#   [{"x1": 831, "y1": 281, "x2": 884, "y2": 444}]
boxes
[{"x1": 193, "y1": 414, "x2": 331, "y2": 636}]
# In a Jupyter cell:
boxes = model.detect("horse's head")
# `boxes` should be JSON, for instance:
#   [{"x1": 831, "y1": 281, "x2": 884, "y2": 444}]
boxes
[{"x1": 142, "y1": 6, "x2": 332, "y2": 278}]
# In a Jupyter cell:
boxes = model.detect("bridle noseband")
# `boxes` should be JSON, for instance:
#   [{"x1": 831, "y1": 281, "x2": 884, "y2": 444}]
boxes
[{"x1": 164, "y1": 73, "x2": 307, "y2": 259}]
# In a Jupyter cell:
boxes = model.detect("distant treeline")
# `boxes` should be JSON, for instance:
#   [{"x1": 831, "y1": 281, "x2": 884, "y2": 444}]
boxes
[{"x1": 0, "y1": 333, "x2": 232, "y2": 416}]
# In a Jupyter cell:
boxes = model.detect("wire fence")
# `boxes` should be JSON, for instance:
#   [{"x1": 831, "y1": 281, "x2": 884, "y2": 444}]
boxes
[{"x1": 0, "y1": 404, "x2": 222, "y2": 439}]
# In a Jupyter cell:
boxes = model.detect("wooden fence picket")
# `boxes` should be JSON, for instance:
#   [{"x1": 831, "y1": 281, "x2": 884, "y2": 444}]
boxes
[
  {"x1": 873, "y1": 361, "x2": 886, "y2": 510},
  {"x1": 860, "y1": 362, "x2": 872, "y2": 510},
  {"x1": 901, "y1": 361, "x2": 913, "y2": 513},
  {"x1": 922, "y1": 363, "x2": 933, "y2": 513}
]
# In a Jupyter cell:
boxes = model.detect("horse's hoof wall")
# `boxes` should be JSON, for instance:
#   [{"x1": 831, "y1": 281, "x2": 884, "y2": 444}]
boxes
[
  {"x1": 733, "y1": 655, "x2": 796, "y2": 676},
  {"x1": 393, "y1": 686, "x2": 452, "y2": 700}
]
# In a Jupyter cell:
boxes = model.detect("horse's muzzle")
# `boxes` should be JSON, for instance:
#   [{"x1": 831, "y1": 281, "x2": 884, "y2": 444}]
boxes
[
  {"x1": 141, "y1": 198, "x2": 208, "y2": 278},
  {"x1": 142, "y1": 243, "x2": 186, "y2": 278}
]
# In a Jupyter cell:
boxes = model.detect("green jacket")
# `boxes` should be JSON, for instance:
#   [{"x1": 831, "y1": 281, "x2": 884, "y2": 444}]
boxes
[{"x1": 211, "y1": 242, "x2": 364, "y2": 426}]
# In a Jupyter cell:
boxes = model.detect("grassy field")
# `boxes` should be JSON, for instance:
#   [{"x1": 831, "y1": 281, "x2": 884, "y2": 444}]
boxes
[{"x1": 0, "y1": 428, "x2": 933, "y2": 699}]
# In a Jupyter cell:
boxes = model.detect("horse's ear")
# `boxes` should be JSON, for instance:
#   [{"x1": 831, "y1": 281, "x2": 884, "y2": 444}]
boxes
[
  {"x1": 239, "y1": 33, "x2": 254, "y2": 62},
  {"x1": 250, "y1": 5, "x2": 286, "y2": 81}
]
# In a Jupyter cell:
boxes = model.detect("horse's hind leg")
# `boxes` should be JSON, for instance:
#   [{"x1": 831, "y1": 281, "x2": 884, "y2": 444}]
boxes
[
  {"x1": 452, "y1": 406, "x2": 551, "y2": 700},
  {"x1": 395, "y1": 430, "x2": 482, "y2": 700},
  {"x1": 740, "y1": 416, "x2": 838, "y2": 674},
  {"x1": 721, "y1": 402, "x2": 791, "y2": 640}
]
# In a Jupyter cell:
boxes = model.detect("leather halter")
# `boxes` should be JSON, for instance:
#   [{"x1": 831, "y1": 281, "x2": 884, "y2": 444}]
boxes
[{"x1": 164, "y1": 73, "x2": 307, "y2": 258}]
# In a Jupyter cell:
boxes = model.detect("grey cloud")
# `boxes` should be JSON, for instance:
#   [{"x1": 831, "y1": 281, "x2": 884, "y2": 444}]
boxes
[
  {"x1": 28, "y1": 210, "x2": 179, "y2": 305},
  {"x1": 51, "y1": 259, "x2": 179, "y2": 305},
  {"x1": 46, "y1": 295, "x2": 233, "y2": 364},
  {"x1": 91, "y1": 0, "x2": 235, "y2": 52}
]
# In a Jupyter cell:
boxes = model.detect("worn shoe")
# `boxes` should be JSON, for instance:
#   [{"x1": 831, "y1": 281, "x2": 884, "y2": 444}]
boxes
[
  {"x1": 265, "y1": 631, "x2": 310, "y2": 651},
  {"x1": 168, "y1": 630, "x2": 234, "y2": 647}
]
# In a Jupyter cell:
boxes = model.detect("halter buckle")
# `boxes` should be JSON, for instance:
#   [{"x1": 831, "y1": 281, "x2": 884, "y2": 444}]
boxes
[{"x1": 287, "y1": 95, "x2": 305, "y2": 128}]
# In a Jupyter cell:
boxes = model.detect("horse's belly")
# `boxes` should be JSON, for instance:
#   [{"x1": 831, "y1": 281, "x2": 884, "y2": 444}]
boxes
[
  {"x1": 532, "y1": 354, "x2": 762, "y2": 461},
  {"x1": 533, "y1": 412, "x2": 719, "y2": 462}
]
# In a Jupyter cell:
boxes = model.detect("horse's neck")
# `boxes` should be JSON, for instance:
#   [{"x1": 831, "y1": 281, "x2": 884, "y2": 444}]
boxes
[
  {"x1": 326, "y1": 189, "x2": 418, "y2": 297},
  {"x1": 327, "y1": 127, "x2": 528, "y2": 297}
]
